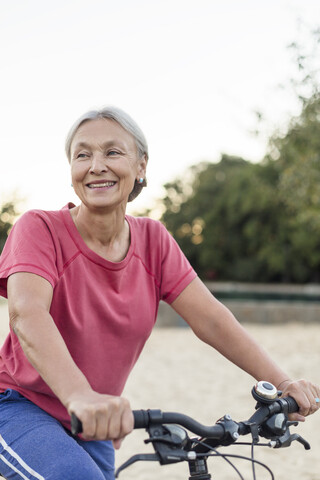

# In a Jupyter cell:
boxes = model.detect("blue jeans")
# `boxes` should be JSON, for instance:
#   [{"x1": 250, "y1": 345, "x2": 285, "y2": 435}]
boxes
[{"x1": 0, "y1": 390, "x2": 115, "y2": 479}]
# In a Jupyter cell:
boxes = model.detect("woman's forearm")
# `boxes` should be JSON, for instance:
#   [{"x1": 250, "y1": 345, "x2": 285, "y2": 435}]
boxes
[
  {"x1": 194, "y1": 301, "x2": 289, "y2": 387},
  {"x1": 6, "y1": 270, "x2": 133, "y2": 441},
  {"x1": 11, "y1": 307, "x2": 92, "y2": 408},
  {"x1": 172, "y1": 278, "x2": 289, "y2": 387}
]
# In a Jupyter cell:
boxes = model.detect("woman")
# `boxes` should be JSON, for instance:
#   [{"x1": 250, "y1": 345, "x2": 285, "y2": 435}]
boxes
[{"x1": 0, "y1": 106, "x2": 318, "y2": 480}]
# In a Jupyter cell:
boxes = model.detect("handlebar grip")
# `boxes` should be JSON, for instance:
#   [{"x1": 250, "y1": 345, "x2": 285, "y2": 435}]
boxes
[
  {"x1": 285, "y1": 396, "x2": 299, "y2": 413},
  {"x1": 133, "y1": 410, "x2": 150, "y2": 428},
  {"x1": 71, "y1": 410, "x2": 151, "y2": 434},
  {"x1": 71, "y1": 413, "x2": 83, "y2": 435},
  {"x1": 132, "y1": 410, "x2": 225, "y2": 439}
]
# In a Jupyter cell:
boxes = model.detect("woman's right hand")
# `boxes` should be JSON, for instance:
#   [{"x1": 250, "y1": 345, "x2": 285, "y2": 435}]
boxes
[{"x1": 67, "y1": 390, "x2": 134, "y2": 448}]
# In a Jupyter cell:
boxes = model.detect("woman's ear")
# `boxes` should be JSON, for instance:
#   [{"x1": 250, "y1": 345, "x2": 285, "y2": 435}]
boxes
[{"x1": 138, "y1": 153, "x2": 148, "y2": 177}]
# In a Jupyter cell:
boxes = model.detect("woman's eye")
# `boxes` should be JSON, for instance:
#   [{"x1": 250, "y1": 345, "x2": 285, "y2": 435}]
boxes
[
  {"x1": 107, "y1": 150, "x2": 120, "y2": 156},
  {"x1": 77, "y1": 153, "x2": 89, "y2": 159}
]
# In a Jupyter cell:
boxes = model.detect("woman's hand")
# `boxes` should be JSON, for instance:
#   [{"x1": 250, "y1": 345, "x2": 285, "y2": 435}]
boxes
[
  {"x1": 67, "y1": 390, "x2": 134, "y2": 448},
  {"x1": 278, "y1": 379, "x2": 320, "y2": 421}
]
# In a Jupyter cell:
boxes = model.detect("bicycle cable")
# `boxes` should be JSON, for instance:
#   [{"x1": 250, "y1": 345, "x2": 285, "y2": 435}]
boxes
[
  {"x1": 206, "y1": 452, "x2": 275, "y2": 480},
  {"x1": 191, "y1": 438, "x2": 244, "y2": 480},
  {"x1": 251, "y1": 443, "x2": 256, "y2": 480},
  {"x1": 192, "y1": 438, "x2": 275, "y2": 480}
]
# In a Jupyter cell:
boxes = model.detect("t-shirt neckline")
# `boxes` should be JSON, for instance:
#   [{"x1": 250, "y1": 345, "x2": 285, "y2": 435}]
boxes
[{"x1": 60, "y1": 203, "x2": 134, "y2": 270}]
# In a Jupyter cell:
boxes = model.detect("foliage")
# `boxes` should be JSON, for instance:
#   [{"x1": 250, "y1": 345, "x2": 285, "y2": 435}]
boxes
[
  {"x1": 0, "y1": 201, "x2": 19, "y2": 253},
  {"x1": 161, "y1": 156, "x2": 282, "y2": 281},
  {"x1": 144, "y1": 29, "x2": 320, "y2": 283},
  {"x1": 157, "y1": 85, "x2": 320, "y2": 283},
  {"x1": 266, "y1": 93, "x2": 320, "y2": 281}
]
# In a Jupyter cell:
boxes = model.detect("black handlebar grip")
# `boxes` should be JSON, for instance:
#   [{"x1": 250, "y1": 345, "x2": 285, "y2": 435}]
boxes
[
  {"x1": 71, "y1": 410, "x2": 149, "y2": 435},
  {"x1": 285, "y1": 396, "x2": 299, "y2": 413},
  {"x1": 71, "y1": 413, "x2": 83, "y2": 435},
  {"x1": 133, "y1": 410, "x2": 150, "y2": 429}
]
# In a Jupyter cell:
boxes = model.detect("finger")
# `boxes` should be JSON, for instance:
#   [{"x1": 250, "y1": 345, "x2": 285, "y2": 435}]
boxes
[
  {"x1": 113, "y1": 438, "x2": 124, "y2": 450},
  {"x1": 95, "y1": 409, "x2": 109, "y2": 440},
  {"x1": 112, "y1": 410, "x2": 134, "y2": 450},
  {"x1": 82, "y1": 411, "x2": 98, "y2": 439},
  {"x1": 282, "y1": 380, "x2": 315, "y2": 416},
  {"x1": 282, "y1": 389, "x2": 309, "y2": 417},
  {"x1": 309, "y1": 387, "x2": 320, "y2": 414},
  {"x1": 107, "y1": 407, "x2": 122, "y2": 441},
  {"x1": 110, "y1": 399, "x2": 133, "y2": 440},
  {"x1": 310, "y1": 384, "x2": 320, "y2": 408},
  {"x1": 120, "y1": 406, "x2": 134, "y2": 437},
  {"x1": 288, "y1": 412, "x2": 305, "y2": 422},
  {"x1": 299, "y1": 383, "x2": 320, "y2": 416}
]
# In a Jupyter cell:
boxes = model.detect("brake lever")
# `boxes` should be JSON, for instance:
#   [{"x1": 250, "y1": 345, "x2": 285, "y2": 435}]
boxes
[
  {"x1": 269, "y1": 429, "x2": 311, "y2": 450},
  {"x1": 115, "y1": 453, "x2": 160, "y2": 478},
  {"x1": 115, "y1": 446, "x2": 197, "y2": 477},
  {"x1": 295, "y1": 435, "x2": 311, "y2": 450},
  {"x1": 116, "y1": 423, "x2": 196, "y2": 477}
]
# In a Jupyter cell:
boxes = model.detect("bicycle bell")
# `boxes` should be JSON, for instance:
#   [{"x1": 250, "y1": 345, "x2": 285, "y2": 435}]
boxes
[{"x1": 252, "y1": 381, "x2": 279, "y2": 404}]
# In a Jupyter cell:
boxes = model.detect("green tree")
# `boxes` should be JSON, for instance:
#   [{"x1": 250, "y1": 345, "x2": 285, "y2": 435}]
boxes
[
  {"x1": 161, "y1": 155, "x2": 289, "y2": 282},
  {"x1": 159, "y1": 86, "x2": 320, "y2": 283},
  {"x1": 0, "y1": 200, "x2": 19, "y2": 252},
  {"x1": 143, "y1": 28, "x2": 320, "y2": 283},
  {"x1": 264, "y1": 93, "x2": 320, "y2": 282}
]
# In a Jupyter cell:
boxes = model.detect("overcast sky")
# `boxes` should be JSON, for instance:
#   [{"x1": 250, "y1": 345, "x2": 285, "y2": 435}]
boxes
[{"x1": 1, "y1": 0, "x2": 319, "y2": 215}]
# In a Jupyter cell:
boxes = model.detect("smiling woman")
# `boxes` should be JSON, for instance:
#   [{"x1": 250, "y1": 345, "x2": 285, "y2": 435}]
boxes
[
  {"x1": 65, "y1": 106, "x2": 148, "y2": 202},
  {"x1": 69, "y1": 118, "x2": 147, "y2": 213},
  {"x1": 0, "y1": 106, "x2": 319, "y2": 480}
]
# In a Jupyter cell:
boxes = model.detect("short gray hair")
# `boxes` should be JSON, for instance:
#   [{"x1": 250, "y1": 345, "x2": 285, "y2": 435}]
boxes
[{"x1": 65, "y1": 106, "x2": 148, "y2": 202}]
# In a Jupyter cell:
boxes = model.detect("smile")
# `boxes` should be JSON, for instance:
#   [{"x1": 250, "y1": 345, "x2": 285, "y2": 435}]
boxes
[{"x1": 87, "y1": 182, "x2": 116, "y2": 188}]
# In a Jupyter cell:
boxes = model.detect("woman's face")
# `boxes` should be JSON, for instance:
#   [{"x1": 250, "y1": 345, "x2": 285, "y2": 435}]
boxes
[{"x1": 70, "y1": 118, "x2": 147, "y2": 211}]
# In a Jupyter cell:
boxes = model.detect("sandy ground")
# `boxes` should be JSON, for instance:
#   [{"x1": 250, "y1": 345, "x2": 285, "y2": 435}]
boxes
[{"x1": 0, "y1": 300, "x2": 319, "y2": 479}]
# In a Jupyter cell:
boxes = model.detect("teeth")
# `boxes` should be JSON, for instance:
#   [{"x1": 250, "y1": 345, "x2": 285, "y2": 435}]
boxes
[{"x1": 88, "y1": 182, "x2": 115, "y2": 188}]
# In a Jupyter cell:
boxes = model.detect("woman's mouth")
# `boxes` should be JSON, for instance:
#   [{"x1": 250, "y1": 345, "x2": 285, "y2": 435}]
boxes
[{"x1": 87, "y1": 181, "x2": 116, "y2": 189}]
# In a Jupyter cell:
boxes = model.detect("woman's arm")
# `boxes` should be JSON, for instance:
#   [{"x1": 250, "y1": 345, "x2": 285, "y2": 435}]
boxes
[
  {"x1": 7, "y1": 272, "x2": 133, "y2": 445},
  {"x1": 171, "y1": 277, "x2": 320, "y2": 420}
]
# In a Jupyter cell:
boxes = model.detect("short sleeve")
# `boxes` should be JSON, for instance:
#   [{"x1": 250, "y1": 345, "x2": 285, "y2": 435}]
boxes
[
  {"x1": 159, "y1": 223, "x2": 197, "y2": 304},
  {"x1": 0, "y1": 211, "x2": 59, "y2": 297}
]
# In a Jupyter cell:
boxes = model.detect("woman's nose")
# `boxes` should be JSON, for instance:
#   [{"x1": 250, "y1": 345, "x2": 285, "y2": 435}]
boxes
[{"x1": 89, "y1": 154, "x2": 108, "y2": 175}]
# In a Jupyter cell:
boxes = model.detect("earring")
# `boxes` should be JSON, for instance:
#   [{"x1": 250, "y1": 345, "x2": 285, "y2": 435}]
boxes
[{"x1": 138, "y1": 178, "x2": 144, "y2": 184}]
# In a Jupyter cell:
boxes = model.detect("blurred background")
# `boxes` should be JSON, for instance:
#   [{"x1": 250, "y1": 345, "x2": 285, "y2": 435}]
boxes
[
  {"x1": 1, "y1": 0, "x2": 320, "y2": 285},
  {"x1": 1, "y1": 3, "x2": 320, "y2": 479}
]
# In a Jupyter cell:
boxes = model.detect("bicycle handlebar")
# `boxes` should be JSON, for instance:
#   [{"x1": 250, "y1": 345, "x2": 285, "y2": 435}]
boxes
[
  {"x1": 71, "y1": 410, "x2": 225, "y2": 438},
  {"x1": 71, "y1": 389, "x2": 299, "y2": 437},
  {"x1": 133, "y1": 409, "x2": 226, "y2": 438},
  {"x1": 132, "y1": 394, "x2": 299, "y2": 434},
  {"x1": 71, "y1": 382, "x2": 310, "y2": 479}
]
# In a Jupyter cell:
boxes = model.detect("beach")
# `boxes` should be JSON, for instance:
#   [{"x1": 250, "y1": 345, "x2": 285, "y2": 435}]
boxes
[{"x1": 0, "y1": 300, "x2": 319, "y2": 479}]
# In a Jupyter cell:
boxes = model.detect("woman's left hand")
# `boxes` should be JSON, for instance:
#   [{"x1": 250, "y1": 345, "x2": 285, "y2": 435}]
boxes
[{"x1": 279, "y1": 379, "x2": 320, "y2": 421}]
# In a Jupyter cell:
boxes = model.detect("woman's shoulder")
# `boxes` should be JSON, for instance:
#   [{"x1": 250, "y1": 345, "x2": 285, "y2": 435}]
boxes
[
  {"x1": 126, "y1": 215, "x2": 167, "y2": 235},
  {"x1": 16, "y1": 207, "x2": 60, "y2": 223},
  {"x1": 13, "y1": 207, "x2": 65, "y2": 234}
]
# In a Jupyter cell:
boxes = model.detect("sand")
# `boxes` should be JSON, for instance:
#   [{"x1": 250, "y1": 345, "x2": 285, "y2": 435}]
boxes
[
  {"x1": 0, "y1": 300, "x2": 319, "y2": 479},
  {"x1": 117, "y1": 325, "x2": 320, "y2": 480}
]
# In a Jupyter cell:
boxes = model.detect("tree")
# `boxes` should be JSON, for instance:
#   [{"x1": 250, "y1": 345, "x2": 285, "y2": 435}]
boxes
[
  {"x1": 0, "y1": 200, "x2": 19, "y2": 253},
  {"x1": 264, "y1": 93, "x2": 320, "y2": 282},
  {"x1": 161, "y1": 155, "x2": 289, "y2": 282},
  {"x1": 142, "y1": 28, "x2": 320, "y2": 283}
]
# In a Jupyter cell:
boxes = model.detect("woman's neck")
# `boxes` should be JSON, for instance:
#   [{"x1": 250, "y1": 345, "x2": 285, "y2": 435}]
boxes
[{"x1": 70, "y1": 204, "x2": 130, "y2": 262}]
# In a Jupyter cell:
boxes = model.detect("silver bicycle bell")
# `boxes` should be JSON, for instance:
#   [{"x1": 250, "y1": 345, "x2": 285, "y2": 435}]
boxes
[{"x1": 253, "y1": 381, "x2": 279, "y2": 403}]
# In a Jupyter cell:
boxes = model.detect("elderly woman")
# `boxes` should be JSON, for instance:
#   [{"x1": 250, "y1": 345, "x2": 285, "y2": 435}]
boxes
[{"x1": 0, "y1": 106, "x2": 318, "y2": 480}]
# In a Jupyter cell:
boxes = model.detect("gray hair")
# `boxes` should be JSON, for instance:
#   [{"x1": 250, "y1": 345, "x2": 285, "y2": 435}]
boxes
[{"x1": 65, "y1": 106, "x2": 148, "y2": 202}]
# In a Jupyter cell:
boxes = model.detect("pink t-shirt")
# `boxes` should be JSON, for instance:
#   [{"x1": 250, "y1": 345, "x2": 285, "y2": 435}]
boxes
[{"x1": 0, "y1": 204, "x2": 196, "y2": 429}]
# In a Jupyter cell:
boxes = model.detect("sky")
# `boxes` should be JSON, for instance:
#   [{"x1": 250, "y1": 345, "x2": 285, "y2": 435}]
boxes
[{"x1": 1, "y1": 0, "x2": 320, "y2": 216}]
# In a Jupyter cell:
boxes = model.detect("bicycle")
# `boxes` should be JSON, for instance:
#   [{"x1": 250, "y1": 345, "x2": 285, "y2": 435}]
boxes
[{"x1": 71, "y1": 381, "x2": 311, "y2": 480}]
